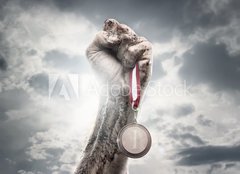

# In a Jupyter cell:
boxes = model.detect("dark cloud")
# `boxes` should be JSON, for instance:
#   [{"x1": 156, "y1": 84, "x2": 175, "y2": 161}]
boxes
[
  {"x1": 28, "y1": 73, "x2": 49, "y2": 95},
  {"x1": 0, "y1": 0, "x2": 8, "y2": 20},
  {"x1": 0, "y1": 111, "x2": 8, "y2": 121},
  {"x1": 197, "y1": 115, "x2": 213, "y2": 127},
  {"x1": 177, "y1": 125, "x2": 196, "y2": 133},
  {"x1": 177, "y1": 145, "x2": 240, "y2": 166},
  {"x1": 164, "y1": 123, "x2": 204, "y2": 147},
  {"x1": 175, "y1": 104, "x2": 195, "y2": 117},
  {"x1": 179, "y1": 42, "x2": 240, "y2": 91},
  {"x1": 0, "y1": 89, "x2": 30, "y2": 112},
  {"x1": 224, "y1": 163, "x2": 236, "y2": 170},
  {"x1": 0, "y1": 88, "x2": 59, "y2": 173},
  {"x1": 168, "y1": 132, "x2": 205, "y2": 146},
  {"x1": 0, "y1": 104, "x2": 66, "y2": 174},
  {"x1": 207, "y1": 164, "x2": 222, "y2": 174},
  {"x1": 0, "y1": 118, "x2": 47, "y2": 173},
  {"x1": 0, "y1": 54, "x2": 7, "y2": 71}
]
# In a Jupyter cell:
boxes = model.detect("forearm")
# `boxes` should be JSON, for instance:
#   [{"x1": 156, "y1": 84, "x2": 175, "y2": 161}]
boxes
[{"x1": 75, "y1": 90, "x2": 133, "y2": 174}]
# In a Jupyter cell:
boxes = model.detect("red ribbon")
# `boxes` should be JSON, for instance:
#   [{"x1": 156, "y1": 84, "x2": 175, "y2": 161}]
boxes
[{"x1": 129, "y1": 63, "x2": 141, "y2": 109}]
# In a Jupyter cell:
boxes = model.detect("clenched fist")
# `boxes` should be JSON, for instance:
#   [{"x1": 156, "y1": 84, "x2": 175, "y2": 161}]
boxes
[{"x1": 86, "y1": 19, "x2": 152, "y2": 90}]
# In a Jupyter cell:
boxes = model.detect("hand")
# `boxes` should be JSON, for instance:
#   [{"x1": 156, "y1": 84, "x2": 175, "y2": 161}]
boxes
[{"x1": 86, "y1": 19, "x2": 153, "y2": 90}]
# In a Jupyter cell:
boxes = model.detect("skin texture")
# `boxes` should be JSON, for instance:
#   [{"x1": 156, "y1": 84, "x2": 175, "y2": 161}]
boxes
[{"x1": 75, "y1": 19, "x2": 152, "y2": 174}]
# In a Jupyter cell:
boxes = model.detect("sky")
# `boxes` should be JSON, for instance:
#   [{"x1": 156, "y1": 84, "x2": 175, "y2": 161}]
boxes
[{"x1": 0, "y1": 0, "x2": 240, "y2": 173}]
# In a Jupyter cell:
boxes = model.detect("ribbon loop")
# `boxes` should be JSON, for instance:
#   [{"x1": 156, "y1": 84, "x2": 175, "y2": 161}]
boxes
[{"x1": 129, "y1": 63, "x2": 141, "y2": 110}]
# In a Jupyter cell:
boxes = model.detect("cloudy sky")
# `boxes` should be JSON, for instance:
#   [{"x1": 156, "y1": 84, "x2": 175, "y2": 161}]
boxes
[{"x1": 0, "y1": 0, "x2": 240, "y2": 173}]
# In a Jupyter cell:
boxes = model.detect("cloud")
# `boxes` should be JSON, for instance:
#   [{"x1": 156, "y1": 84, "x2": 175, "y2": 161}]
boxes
[
  {"x1": 165, "y1": 123, "x2": 205, "y2": 148},
  {"x1": 0, "y1": 111, "x2": 8, "y2": 121},
  {"x1": 174, "y1": 104, "x2": 195, "y2": 117},
  {"x1": 44, "y1": 50, "x2": 91, "y2": 73},
  {"x1": 177, "y1": 145, "x2": 240, "y2": 166},
  {"x1": 0, "y1": 117, "x2": 44, "y2": 173},
  {"x1": 28, "y1": 73, "x2": 49, "y2": 95},
  {"x1": 0, "y1": 54, "x2": 7, "y2": 71},
  {"x1": 151, "y1": 57, "x2": 166, "y2": 80},
  {"x1": 0, "y1": 89, "x2": 30, "y2": 112},
  {"x1": 179, "y1": 41, "x2": 240, "y2": 91},
  {"x1": 225, "y1": 163, "x2": 236, "y2": 170},
  {"x1": 151, "y1": 103, "x2": 195, "y2": 120},
  {"x1": 169, "y1": 132, "x2": 205, "y2": 146},
  {"x1": 197, "y1": 115, "x2": 213, "y2": 127},
  {"x1": 207, "y1": 163, "x2": 222, "y2": 174}
]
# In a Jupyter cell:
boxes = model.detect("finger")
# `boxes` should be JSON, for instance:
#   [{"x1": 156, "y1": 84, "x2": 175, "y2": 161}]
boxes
[
  {"x1": 86, "y1": 31, "x2": 122, "y2": 82},
  {"x1": 136, "y1": 39, "x2": 153, "y2": 88},
  {"x1": 120, "y1": 37, "x2": 151, "y2": 67},
  {"x1": 121, "y1": 36, "x2": 152, "y2": 88},
  {"x1": 120, "y1": 42, "x2": 143, "y2": 68},
  {"x1": 95, "y1": 31, "x2": 121, "y2": 49}
]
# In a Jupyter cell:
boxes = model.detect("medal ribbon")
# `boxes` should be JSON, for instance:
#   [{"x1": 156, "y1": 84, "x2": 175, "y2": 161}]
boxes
[{"x1": 129, "y1": 63, "x2": 141, "y2": 110}]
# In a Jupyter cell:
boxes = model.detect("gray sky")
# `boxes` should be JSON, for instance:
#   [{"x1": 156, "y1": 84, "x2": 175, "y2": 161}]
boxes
[{"x1": 1, "y1": 0, "x2": 240, "y2": 174}]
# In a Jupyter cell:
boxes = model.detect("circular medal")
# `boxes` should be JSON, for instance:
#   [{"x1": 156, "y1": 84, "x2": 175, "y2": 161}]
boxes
[{"x1": 117, "y1": 123, "x2": 152, "y2": 158}]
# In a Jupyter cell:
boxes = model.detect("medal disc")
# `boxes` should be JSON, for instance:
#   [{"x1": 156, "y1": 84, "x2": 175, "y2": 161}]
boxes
[{"x1": 117, "y1": 123, "x2": 152, "y2": 158}]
